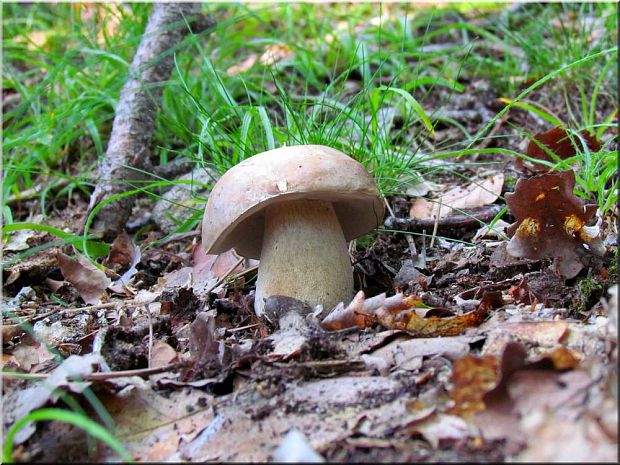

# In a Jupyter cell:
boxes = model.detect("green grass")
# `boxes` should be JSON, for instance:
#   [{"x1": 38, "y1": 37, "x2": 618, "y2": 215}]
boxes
[
  {"x1": 3, "y1": 3, "x2": 617, "y2": 235},
  {"x1": 2, "y1": 408, "x2": 133, "y2": 462}
]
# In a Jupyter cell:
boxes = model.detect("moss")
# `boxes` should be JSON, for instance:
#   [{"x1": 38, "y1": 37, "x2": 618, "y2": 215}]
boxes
[
  {"x1": 608, "y1": 247, "x2": 618, "y2": 277},
  {"x1": 576, "y1": 248, "x2": 618, "y2": 314},
  {"x1": 503, "y1": 174, "x2": 519, "y2": 191},
  {"x1": 576, "y1": 272, "x2": 604, "y2": 313}
]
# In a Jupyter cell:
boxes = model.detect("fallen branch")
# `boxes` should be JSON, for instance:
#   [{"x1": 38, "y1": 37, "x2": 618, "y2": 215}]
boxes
[
  {"x1": 87, "y1": 4, "x2": 214, "y2": 239},
  {"x1": 383, "y1": 204, "x2": 504, "y2": 233},
  {"x1": 2, "y1": 362, "x2": 181, "y2": 381}
]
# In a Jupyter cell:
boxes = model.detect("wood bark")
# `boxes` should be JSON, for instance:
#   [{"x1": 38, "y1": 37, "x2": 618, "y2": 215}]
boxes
[
  {"x1": 383, "y1": 204, "x2": 504, "y2": 232},
  {"x1": 87, "y1": 3, "x2": 213, "y2": 240}
]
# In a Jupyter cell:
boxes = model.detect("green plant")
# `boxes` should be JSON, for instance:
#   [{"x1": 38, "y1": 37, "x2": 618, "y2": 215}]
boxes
[{"x1": 2, "y1": 408, "x2": 133, "y2": 463}]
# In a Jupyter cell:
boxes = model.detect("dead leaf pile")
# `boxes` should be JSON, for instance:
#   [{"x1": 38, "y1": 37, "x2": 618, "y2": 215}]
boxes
[{"x1": 444, "y1": 342, "x2": 616, "y2": 461}]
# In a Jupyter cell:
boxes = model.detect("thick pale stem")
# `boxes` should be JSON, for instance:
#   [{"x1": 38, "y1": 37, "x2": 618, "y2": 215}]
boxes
[{"x1": 254, "y1": 199, "x2": 354, "y2": 317}]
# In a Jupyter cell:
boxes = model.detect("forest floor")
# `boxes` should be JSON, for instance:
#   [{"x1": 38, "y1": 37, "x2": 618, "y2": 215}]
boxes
[{"x1": 2, "y1": 3, "x2": 618, "y2": 463}]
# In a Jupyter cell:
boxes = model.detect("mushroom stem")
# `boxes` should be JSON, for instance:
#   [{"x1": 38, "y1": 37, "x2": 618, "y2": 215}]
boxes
[{"x1": 254, "y1": 199, "x2": 354, "y2": 317}]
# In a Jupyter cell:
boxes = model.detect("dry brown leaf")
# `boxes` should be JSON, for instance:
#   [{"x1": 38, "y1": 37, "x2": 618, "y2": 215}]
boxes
[
  {"x1": 369, "y1": 335, "x2": 475, "y2": 371},
  {"x1": 3, "y1": 341, "x2": 55, "y2": 371},
  {"x1": 468, "y1": 340, "x2": 593, "y2": 453},
  {"x1": 388, "y1": 291, "x2": 501, "y2": 337},
  {"x1": 192, "y1": 246, "x2": 245, "y2": 281},
  {"x1": 516, "y1": 127, "x2": 601, "y2": 173},
  {"x1": 150, "y1": 340, "x2": 179, "y2": 368},
  {"x1": 446, "y1": 353, "x2": 500, "y2": 418},
  {"x1": 56, "y1": 252, "x2": 111, "y2": 304},
  {"x1": 505, "y1": 170, "x2": 603, "y2": 278},
  {"x1": 100, "y1": 378, "x2": 215, "y2": 462},
  {"x1": 389, "y1": 305, "x2": 488, "y2": 337},
  {"x1": 409, "y1": 173, "x2": 504, "y2": 220},
  {"x1": 481, "y1": 320, "x2": 570, "y2": 357},
  {"x1": 322, "y1": 290, "x2": 494, "y2": 337},
  {"x1": 189, "y1": 312, "x2": 220, "y2": 368},
  {"x1": 320, "y1": 290, "x2": 376, "y2": 330},
  {"x1": 516, "y1": 411, "x2": 617, "y2": 462},
  {"x1": 104, "y1": 231, "x2": 136, "y2": 271}
]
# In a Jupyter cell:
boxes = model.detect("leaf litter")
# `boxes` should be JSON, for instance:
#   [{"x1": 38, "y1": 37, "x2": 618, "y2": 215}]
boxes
[{"x1": 3, "y1": 44, "x2": 618, "y2": 465}]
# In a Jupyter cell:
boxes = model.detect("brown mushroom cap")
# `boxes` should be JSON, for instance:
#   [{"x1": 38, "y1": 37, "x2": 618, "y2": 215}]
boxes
[{"x1": 202, "y1": 145, "x2": 385, "y2": 259}]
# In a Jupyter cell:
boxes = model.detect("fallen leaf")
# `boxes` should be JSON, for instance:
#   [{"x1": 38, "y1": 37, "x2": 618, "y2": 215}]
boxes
[
  {"x1": 467, "y1": 340, "x2": 594, "y2": 454},
  {"x1": 104, "y1": 231, "x2": 137, "y2": 272},
  {"x1": 320, "y1": 290, "x2": 377, "y2": 330},
  {"x1": 4, "y1": 248, "x2": 59, "y2": 286},
  {"x1": 3, "y1": 341, "x2": 55, "y2": 371},
  {"x1": 505, "y1": 170, "x2": 603, "y2": 279},
  {"x1": 225, "y1": 53, "x2": 258, "y2": 75},
  {"x1": 446, "y1": 353, "x2": 500, "y2": 418},
  {"x1": 99, "y1": 378, "x2": 215, "y2": 462},
  {"x1": 409, "y1": 173, "x2": 504, "y2": 220},
  {"x1": 389, "y1": 290, "x2": 501, "y2": 337},
  {"x1": 481, "y1": 320, "x2": 569, "y2": 357},
  {"x1": 369, "y1": 335, "x2": 476, "y2": 371},
  {"x1": 189, "y1": 312, "x2": 221, "y2": 368},
  {"x1": 407, "y1": 412, "x2": 471, "y2": 449},
  {"x1": 322, "y1": 290, "x2": 495, "y2": 337},
  {"x1": 516, "y1": 127, "x2": 601, "y2": 173},
  {"x1": 192, "y1": 247, "x2": 245, "y2": 281},
  {"x1": 150, "y1": 340, "x2": 179, "y2": 368},
  {"x1": 12, "y1": 353, "x2": 102, "y2": 445},
  {"x1": 56, "y1": 252, "x2": 111, "y2": 304},
  {"x1": 3, "y1": 229, "x2": 36, "y2": 252},
  {"x1": 517, "y1": 411, "x2": 617, "y2": 462}
]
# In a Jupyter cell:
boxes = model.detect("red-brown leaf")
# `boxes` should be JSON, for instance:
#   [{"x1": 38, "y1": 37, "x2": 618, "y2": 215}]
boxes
[
  {"x1": 57, "y1": 252, "x2": 111, "y2": 304},
  {"x1": 516, "y1": 127, "x2": 601, "y2": 173},
  {"x1": 505, "y1": 170, "x2": 601, "y2": 278}
]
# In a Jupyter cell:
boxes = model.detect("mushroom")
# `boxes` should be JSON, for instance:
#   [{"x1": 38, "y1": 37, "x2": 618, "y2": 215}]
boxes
[{"x1": 201, "y1": 145, "x2": 384, "y2": 317}]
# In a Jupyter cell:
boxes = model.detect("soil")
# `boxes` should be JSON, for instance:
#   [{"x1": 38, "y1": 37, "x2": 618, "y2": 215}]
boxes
[{"x1": 2, "y1": 52, "x2": 618, "y2": 464}]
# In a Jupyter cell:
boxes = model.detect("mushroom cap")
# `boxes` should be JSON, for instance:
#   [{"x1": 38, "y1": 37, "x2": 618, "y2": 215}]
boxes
[{"x1": 202, "y1": 145, "x2": 385, "y2": 259}]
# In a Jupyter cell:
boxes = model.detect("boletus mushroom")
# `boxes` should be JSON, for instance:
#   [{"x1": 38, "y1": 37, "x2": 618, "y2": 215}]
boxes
[{"x1": 201, "y1": 145, "x2": 384, "y2": 317}]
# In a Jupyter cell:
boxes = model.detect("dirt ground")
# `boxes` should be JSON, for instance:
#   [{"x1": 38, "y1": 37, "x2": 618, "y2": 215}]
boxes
[{"x1": 2, "y1": 72, "x2": 618, "y2": 462}]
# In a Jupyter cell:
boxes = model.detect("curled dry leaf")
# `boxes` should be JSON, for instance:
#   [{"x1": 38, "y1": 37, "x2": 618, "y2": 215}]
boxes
[
  {"x1": 320, "y1": 290, "x2": 382, "y2": 330},
  {"x1": 516, "y1": 127, "x2": 601, "y2": 173},
  {"x1": 56, "y1": 252, "x2": 112, "y2": 304},
  {"x1": 321, "y1": 290, "x2": 497, "y2": 337},
  {"x1": 409, "y1": 173, "x2": 504, "y2": 220},
  {"x1": 104, "y1": 231, "x2": 137, "y2": 272},
  {"x1": 505, "y1": 170, "x2": 603, "y2": 279}
]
